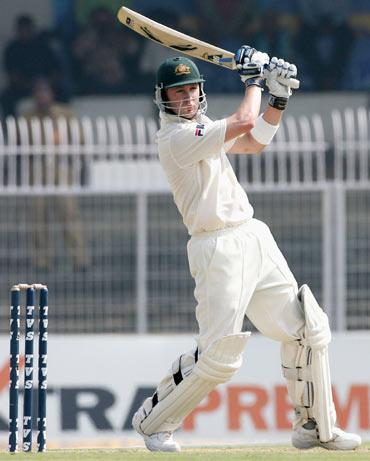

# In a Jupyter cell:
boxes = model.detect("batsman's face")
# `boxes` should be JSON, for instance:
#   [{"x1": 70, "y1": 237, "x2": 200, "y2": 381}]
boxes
[{"x1": 166, "y1": 84, "x2": 200, "y2": 118}]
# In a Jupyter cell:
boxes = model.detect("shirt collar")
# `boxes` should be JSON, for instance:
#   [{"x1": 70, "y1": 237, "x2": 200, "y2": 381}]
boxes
[{"x1": 159, "y1": 111, "x2": 206, "y2": 126}]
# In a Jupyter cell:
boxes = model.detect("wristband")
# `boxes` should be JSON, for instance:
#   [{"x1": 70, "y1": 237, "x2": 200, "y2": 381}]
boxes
[
  {"x1": 245, "y1": 77, "x2": 264, "y2": 89},
  {"x1": 268, "y1": 95, "x2": 288, "y2": 110},
  {"x1": 250, "y1": 114, "x2": 279, "y2": 145}
]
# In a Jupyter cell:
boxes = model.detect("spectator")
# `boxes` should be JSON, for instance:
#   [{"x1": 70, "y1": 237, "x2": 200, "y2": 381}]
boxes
[
  {"x1": 74, "y1": 0, "x2": 129, "y2": 26},
  {"x1": 252, "y1": 8, "x2": 293, "y2": 61},
  {"x1": 295, "y1": 0, "x2": 354, "y2": 90},
  {"x1": 39, "y1": 28, "x2": 75, "y2": 98},
  {"x1": 346, "y1": 24, "x2": 370, "y2": 90},
  {"x1": 196, "y1": 0, "x2": 261, "y2": 46},
  {"x1": 22, "y1": 78, "x2": 89, "y2": 270},
  {"x1": 71, "y1": 6, "x2": 141, "y2": 94},
  {"x1": 1, "y1": 14, "x2": 68, "y2": 118},
  {"x1": 297, "y1": 0, "x2": 350, "y2": 28}
]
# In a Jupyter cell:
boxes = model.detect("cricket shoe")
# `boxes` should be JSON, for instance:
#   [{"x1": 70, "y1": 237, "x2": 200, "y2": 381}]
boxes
[
  {"x1": 132, "y1": 408, "x2": 181, "y2": 452},
  {"x1": 142, "y1": 431, "x2": 181, "y2": 452},
  {"x1": 292, "y1": 421, "x2": 361, "y2": 450}
]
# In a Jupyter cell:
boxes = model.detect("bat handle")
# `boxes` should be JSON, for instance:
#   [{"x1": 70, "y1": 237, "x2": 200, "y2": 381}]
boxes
[
  {"x1": 262, "y1": 63, "x2": 300, "y2": 90},
  {"x1": 276, "y1": 76, "x2": 300, "y2": 90}
]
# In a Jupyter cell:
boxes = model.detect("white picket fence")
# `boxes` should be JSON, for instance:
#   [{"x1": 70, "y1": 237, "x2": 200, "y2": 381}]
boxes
[
  {"x1": 0, "y1": 109, "x2": 369, "y2": 333},
  {"x1": 332, "y1": 107, "x2": 370, "y2": 183},
  {"x1": 0, "y1": 112, "x2": 329, "y2": 192}
]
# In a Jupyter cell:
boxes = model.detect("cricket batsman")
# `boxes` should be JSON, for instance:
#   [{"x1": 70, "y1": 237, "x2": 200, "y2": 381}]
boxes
[{"x1": 132, "y1": 46, "x2": 362, "y2": 452}]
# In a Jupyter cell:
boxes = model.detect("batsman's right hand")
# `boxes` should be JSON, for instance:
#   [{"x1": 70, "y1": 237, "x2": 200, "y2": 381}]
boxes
[{"x1": 235, "y1": 45, "x2": 269, "y2": 88}]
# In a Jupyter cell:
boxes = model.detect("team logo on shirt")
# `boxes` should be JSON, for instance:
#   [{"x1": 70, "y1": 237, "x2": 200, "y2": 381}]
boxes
[{"x1": 195, "y1": 123, "x2": 204, "y2": 136}]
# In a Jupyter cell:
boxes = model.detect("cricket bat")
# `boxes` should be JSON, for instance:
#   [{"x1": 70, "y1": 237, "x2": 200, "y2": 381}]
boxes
[{"x1": 117, "y1": 6, "x2": 300, "y2": 89}]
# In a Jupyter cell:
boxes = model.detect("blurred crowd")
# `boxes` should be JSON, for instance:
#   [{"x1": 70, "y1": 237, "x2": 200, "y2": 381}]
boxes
[{"x1": 2, "y1": 0, "x2": 370, "y2": 117}]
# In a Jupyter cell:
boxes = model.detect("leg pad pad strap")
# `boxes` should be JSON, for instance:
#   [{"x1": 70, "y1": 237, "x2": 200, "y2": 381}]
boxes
[{"x1": 136, "y1": 333, "x2": 250, "y2": 435}]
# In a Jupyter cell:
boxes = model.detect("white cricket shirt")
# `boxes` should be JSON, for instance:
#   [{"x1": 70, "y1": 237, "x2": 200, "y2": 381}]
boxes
[{"x1": 156, "y1": 112, "x2": 254, "y2": 235}]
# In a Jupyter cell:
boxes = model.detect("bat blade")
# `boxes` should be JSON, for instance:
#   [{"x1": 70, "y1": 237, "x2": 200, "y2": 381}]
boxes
[
  {"x1": 117, "y1": 6, "x2": 299, "y2": 89},
  {"x1": 118, "y1": 6, "x2": 236, "y2": 69}
]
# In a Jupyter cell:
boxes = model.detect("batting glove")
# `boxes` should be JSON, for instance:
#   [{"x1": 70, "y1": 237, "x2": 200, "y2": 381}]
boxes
[
  {"x1": 264, "y1": 57, "x2": 297, "y2": 110},
  {"x1": 235, "y1": 45, "x2": 270, "y2": 88}
]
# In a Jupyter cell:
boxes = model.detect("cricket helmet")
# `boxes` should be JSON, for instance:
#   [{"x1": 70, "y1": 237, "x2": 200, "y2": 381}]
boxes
[
  {"x1": 156, "y1": 56, "x2": 205, "y2": 88},
  {"x1": 154, "y1": 56, "x2": 207, "y2": 116}
]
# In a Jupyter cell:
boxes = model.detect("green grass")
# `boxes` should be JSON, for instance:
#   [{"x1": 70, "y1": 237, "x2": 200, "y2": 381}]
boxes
[{"x1": 0, "y1": 445, "x2": 369, "y2": 461}]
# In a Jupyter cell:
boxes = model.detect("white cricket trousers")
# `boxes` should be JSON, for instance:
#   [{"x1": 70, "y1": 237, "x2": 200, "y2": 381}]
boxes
[{"x1": 187, "y1": 218, "x2": 306, "y2": 352}]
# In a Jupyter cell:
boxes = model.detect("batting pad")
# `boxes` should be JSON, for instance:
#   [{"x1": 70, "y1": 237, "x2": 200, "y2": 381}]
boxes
[
  {"x1": 138, "y1": 332, "x2": 250, "y2": 435},
  {"x1": 281, "y1": 285, "x2": 336, "y2": 442}
]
